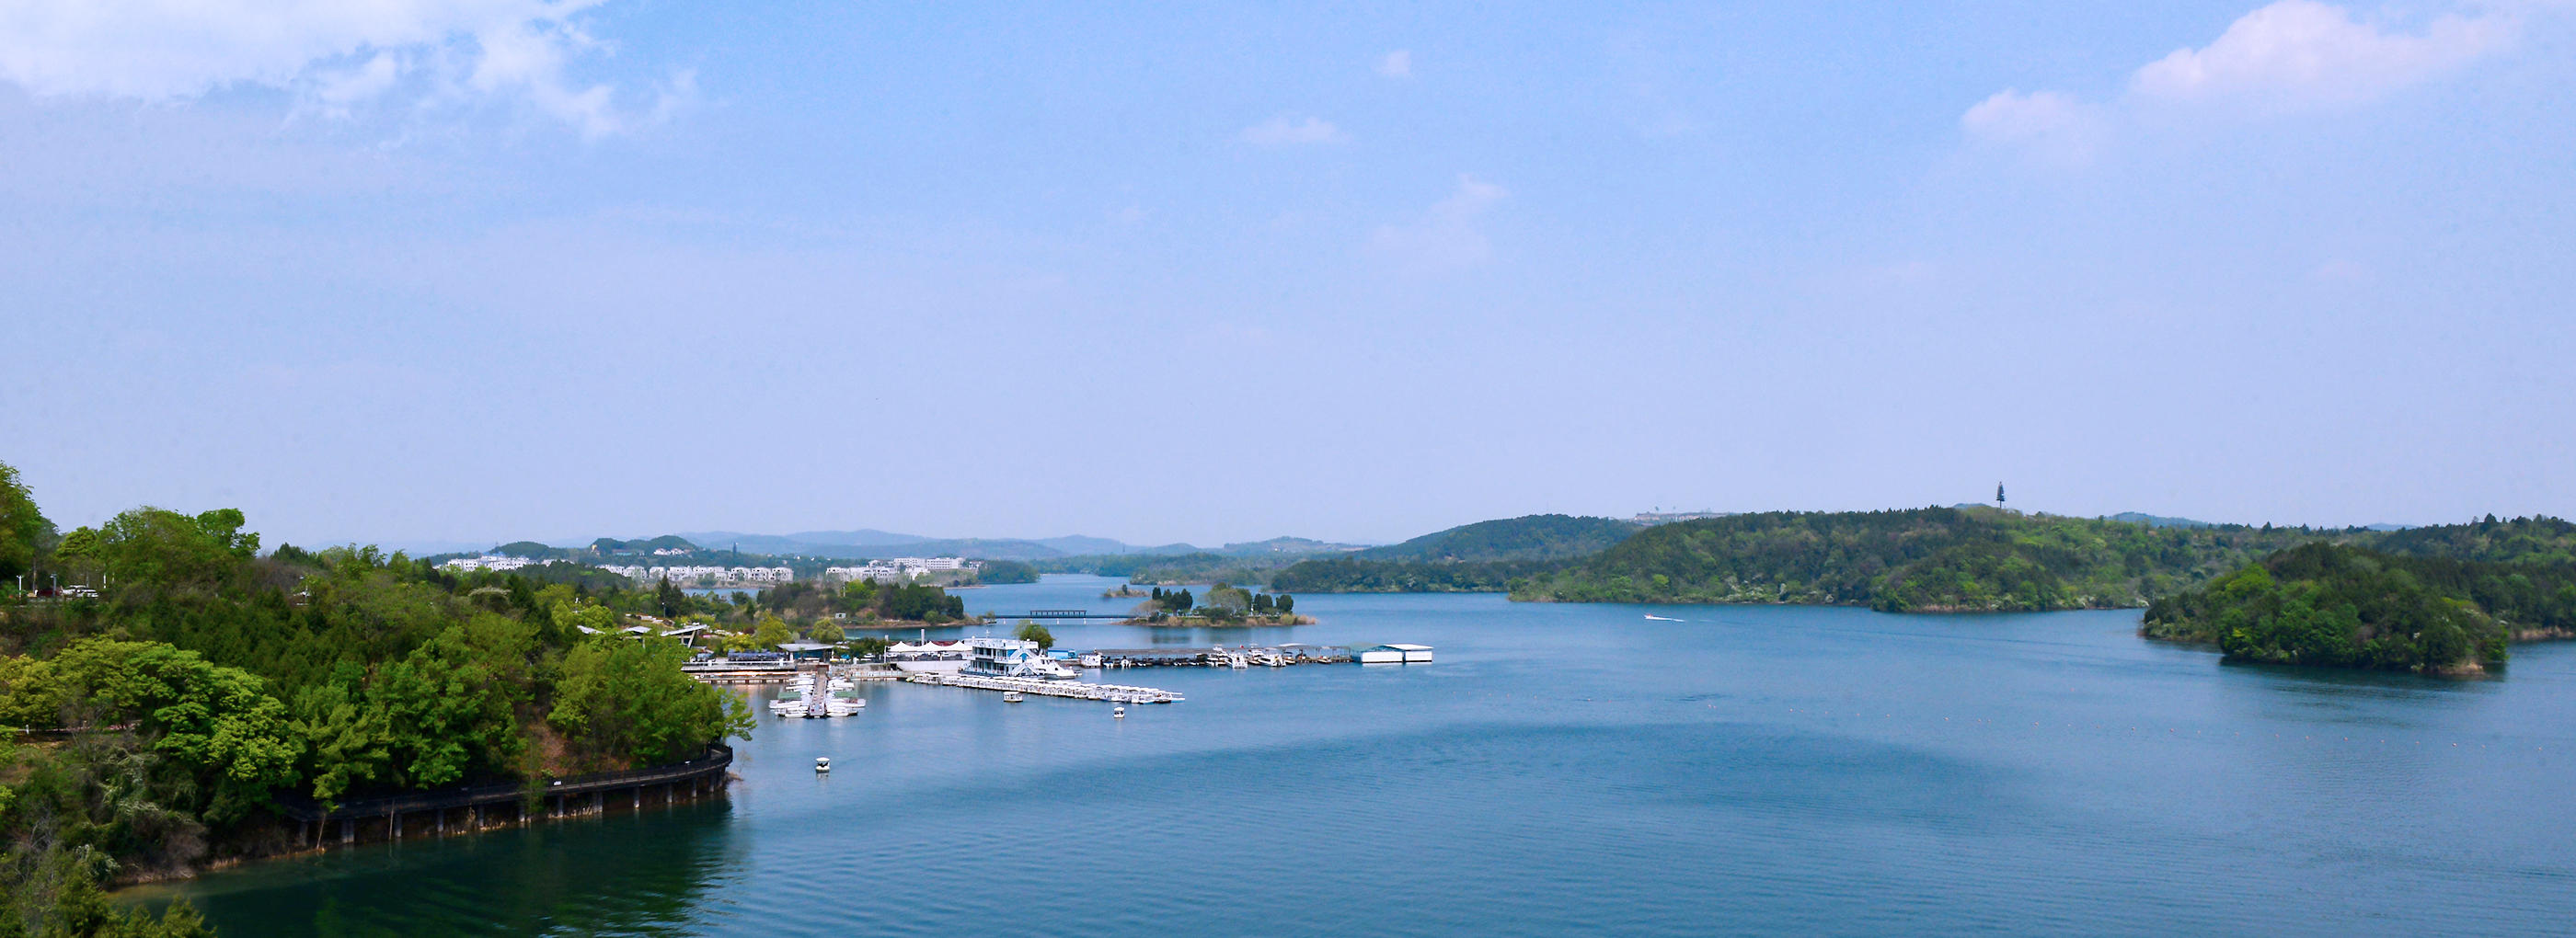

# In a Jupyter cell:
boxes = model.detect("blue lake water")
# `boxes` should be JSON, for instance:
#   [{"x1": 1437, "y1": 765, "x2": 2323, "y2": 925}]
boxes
[{"x1": 153, "y1": 575, "x2": 2576, "y2": 936}]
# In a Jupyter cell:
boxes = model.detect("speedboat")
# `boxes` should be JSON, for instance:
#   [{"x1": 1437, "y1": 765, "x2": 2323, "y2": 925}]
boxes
[
  {"x1": 814, "y1": 757, "x2": 830, "y2": 773},
  {"x1": 1002, "y1": 692, "x2": 1025, "y2": 703}
]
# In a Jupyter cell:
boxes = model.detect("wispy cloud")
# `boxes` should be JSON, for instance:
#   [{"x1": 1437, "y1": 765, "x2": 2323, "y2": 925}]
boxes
[
  {"x1": 1963, "y1": 1, "x2": 2516, "y2": 156},
  {"x1": 1240, "y1": 114, "x2": 1348, "y2": 146},
  {"x1": 2131, "y1": 0, "x2": 2508, "y2": 106},
  {"x1": 1376, "y1": 50, "x2": 1412, "y2": 78},
  {"x1": 1371, "y1": 174, "x2": 1507, "y2": 270},
  {"x1": 0, "y1": 0, "x2": 675, "y2": 137},
  {"x1": 1961, "y1": 88, "x2": 2104, "y2": 163}
]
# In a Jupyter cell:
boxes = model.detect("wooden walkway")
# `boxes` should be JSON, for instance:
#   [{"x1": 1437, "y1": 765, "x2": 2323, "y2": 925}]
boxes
[{"x1": 271, "y1": 743, "x2": 734, "y2": 850}]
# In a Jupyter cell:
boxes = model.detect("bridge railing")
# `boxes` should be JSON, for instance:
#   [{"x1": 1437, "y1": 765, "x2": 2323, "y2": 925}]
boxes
[{"x1": 270, "y1": 743, "x2": 734, "y2": 823}]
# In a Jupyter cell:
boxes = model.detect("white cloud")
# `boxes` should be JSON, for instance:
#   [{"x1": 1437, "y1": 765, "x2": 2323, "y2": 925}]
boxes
[
  {"x1": 1240, "y1": 114, "x2": 1347, "y2": 146},
  {"x1": 1961, "y1": 1, "x2": 2518, "y2": 155},
  {"x1": 1370, "y1": 174, "x2": 1507, "y2": 269},
  {"x1": 2131, "y1": 0, "x2": 2509, "y2": 106},
  {"x1": 0, "y1": 0, "x2": 664, "y2": 135},
  {"x1": 1961, "y1": 88, "x2": 2105, "y2": 163},
  {"x1": 1962, "y1": 89, "x2": 2087, "y2": 140},
  {"x1": 1376, "y1": 50, "x2": 1412, "y2": 78}
]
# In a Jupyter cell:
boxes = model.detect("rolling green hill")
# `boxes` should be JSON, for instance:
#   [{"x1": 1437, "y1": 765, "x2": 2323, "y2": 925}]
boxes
[
  {"x1": 1508, "y1": 507, "x2": 2372, "y2": 612},
  {"x1": 1355, "y1": 514, "x2": 1640, "y2": 563}
]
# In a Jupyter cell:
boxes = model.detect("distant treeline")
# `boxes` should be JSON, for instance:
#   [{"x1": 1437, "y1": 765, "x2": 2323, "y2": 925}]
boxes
[
  {"x1": 1036, "y1": 552, "x2": 1308, "y2": 587},
  {"x1": 1270, "y1": 557, "x2": 1568, "y2": 593},
  {"x1": 1513, "y1": 508, "x2": 2438, "y2": 612}
]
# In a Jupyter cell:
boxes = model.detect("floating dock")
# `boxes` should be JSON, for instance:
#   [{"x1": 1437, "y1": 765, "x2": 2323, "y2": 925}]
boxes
[
  {"x1": 1087, "y1": 645, "x2": 1355, "y2": 669},
  {"x1": 906, "y1": 672, "x2": 1183, "y2": 704}
]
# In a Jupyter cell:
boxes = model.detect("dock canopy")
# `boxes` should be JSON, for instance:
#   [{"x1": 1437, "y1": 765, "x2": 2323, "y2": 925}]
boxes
[{"x1": 776, "y1": 642, "x2": 839, "y2": 659}]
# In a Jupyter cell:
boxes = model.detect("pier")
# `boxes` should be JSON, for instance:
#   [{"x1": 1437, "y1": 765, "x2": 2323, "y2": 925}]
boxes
[
  {"x1": 906, "y1": 672, "x2": 1184, "y2": 704},
  {"x1": 1087, "y1": 645, "x2": 1354, "y2": 668}
]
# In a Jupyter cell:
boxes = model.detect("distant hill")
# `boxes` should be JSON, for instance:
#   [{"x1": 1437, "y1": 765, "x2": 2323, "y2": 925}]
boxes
[
  {"x1": 2105, "y1": 512, "x2": 2217, "y2": 529},
  {"x1": 2369, "y1": 515, "x2": 2576, "y2": 566},
  {"x1": 1512, "y1": 508, "x2": 2375, "y2": 612},
  {"x1": 1218, "y1": 536, "x2": 1367, "y2": 555},
  {"x1": 1356, "y1": 514, "x2": 1639, "y2": 563},
  {"x1": 1512, "y1": 509, "x2": 2576, "y2": 613}
]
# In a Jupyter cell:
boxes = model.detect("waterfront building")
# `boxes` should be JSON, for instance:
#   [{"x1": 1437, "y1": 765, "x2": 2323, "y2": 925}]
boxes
[
  {"x1": 886, "y1": 640, "x2": 972, "y2": 673},
  {"x1": 441, "y1": 555, "x2": 536, "y2": 572}
]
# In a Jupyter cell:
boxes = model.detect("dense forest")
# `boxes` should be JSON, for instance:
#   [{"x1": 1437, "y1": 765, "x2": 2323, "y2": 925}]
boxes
[
  {"x1": 0, "y1": 464, "x2": 759, "y2": 937},
  {"x1": 1271, "y1": 557, "x2": 1565, "y2": 593},
  {"x1": 2140, "y1": 543, "x2": 2574, "y2": 672},
  {"x1": 1508, "y1": 508, "x2": 2384, "y2": 611},
  {"x1": 1351, "y1": 515, "x2": 1639, "y2": 563},
  {"x1": 1264, "y1": 515, "x2": 1640, "y2": 593}
]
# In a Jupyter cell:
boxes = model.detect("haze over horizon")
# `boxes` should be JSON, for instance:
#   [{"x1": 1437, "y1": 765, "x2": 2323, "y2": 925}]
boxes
[{"x1": 6, "y1": 0, "x2": 2570, "y2": 547}]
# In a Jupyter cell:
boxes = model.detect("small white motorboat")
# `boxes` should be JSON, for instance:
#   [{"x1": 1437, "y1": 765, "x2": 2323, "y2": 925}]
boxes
[
  {"x1": 814, "y1": 757, "x2": 831, "y2": 773},
  {"x1": 1002, "y1": 692, "x2": 1025, "y2": 704},
  {"x1": 1112, "y1": 706, "x2": 1126, "y2": 719}
]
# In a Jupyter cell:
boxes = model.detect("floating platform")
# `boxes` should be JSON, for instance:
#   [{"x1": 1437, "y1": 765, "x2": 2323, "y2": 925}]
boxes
[
  {"x1": 1087, "y1": 645, "x2": 1354, "y2": 669},
  {"x1": 906, "y1": 672, "x2": 1183, "y2": 704}
]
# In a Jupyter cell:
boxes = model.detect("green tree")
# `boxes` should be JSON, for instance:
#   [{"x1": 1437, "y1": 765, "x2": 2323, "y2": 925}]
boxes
[
  {"x1": 39, "y1": 639, "x2": 301, "y2": 821},
  {"x1": 92, "y1": 508, "x2": 259, "y2": 589},
  {"x1": 1204, "y1": 583, "x2": 1253, "y2": 614},
  {"x1": 810, "y1": 619, "x2": 845, "y2": 644},
  {"x1": 749, "y1": 615, "x2": 794, "y2": 649},
  {"x1": 549, "y1": 638, "x2": 754, "y2": 770},
  {"x1": 1015, "y1": 621, "x2": 1054, "y2": 650},
  {"x1": 0, "y1": 460, "x2": 52, "y2": 585}
]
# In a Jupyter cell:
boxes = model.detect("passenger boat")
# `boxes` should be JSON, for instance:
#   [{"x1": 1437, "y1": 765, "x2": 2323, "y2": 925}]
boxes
[{"x1": 964, "y1": 637, "x2": 1082, "y2": 681}]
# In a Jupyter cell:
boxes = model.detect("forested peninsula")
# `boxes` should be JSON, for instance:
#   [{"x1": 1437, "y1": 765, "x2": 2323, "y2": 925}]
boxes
[
  {"x1": 1271, "y1": 514, "x2": 1638, "y2": 593},
  {"x1": 2143, "y1": 539, "x2": 2576, "y2": 673},
  {"x1": 0, "y1": 466, "x2": 763, "y2": 936},
  {"x1": 1500, "y1": 507, "x2": 2361, "y2": 611}
]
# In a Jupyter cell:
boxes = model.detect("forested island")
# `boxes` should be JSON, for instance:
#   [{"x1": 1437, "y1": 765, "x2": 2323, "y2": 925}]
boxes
[
  {"x1": 1124, "y1": 585, "x2": 1308, "y2": 624},
  {"x1": 2142, "y1": 542, "x2": 2575, "y2": 673}
]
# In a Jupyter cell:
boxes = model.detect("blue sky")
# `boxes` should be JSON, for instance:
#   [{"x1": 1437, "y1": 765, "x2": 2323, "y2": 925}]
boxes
[{"x1": 3, "y1": 0, "x2": 2570, "y2": 548}]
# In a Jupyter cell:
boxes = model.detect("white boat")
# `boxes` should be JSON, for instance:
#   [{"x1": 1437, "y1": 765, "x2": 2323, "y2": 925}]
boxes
[
  {"x1": 814, "y1": 757, "x2": 830, "y2": 772},
  {"x1": 964, "y1": 637, "x2": 1082, "y2": 681},
  {"x1": 1113, "y1": 706, "x2": 1126, "y2": 719},
  {"x1": 1644, "y1": 614, "x2": 1685, "y2": 622},
  {"x1": 1002, "y1": 692, "x2": 1024, "y2": 703}
]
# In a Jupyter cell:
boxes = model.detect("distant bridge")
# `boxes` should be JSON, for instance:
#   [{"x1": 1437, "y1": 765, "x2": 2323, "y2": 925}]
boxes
[{"x1": 1013, "y1": 610, "x2": 1125, "y2": 620}]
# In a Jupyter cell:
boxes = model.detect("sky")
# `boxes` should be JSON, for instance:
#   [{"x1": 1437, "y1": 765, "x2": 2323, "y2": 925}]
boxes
[{"x1": 3, "y1": 0, "x2": 2571, "y2": 549}]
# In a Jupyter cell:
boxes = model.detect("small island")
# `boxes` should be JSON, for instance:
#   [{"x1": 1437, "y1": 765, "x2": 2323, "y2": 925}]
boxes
[
  {"x1": 2142, "y1": 542, "x2": 2572, "y2": 675},
  {"x1": 1123, "y1": 584, "x2": 1312, "y2": 625}
]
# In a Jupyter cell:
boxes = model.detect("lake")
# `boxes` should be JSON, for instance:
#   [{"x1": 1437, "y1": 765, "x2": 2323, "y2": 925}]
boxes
[{"x1": 149, "y1": 575, "x2": 2576, "y2": 936}]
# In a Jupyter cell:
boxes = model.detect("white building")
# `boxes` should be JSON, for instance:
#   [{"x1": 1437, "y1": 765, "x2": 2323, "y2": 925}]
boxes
[
  {"x1": 442, "y1": 555, "x2": 535, "y2": 572},
  {"x1": 824, "y1": 557, "x2": 978, "y2": 583}
]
